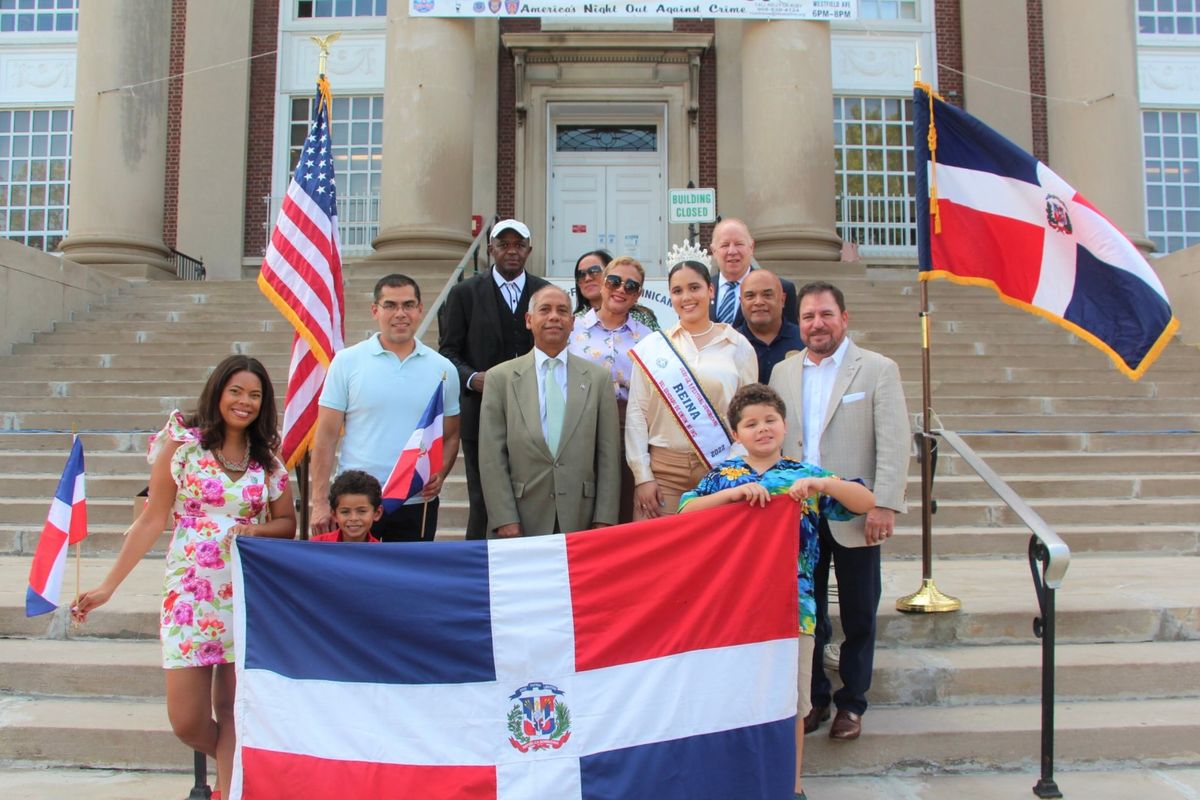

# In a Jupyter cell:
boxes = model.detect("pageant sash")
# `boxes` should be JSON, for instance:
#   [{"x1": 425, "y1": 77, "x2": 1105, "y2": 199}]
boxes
[{"x1": 629, "y1": 331, "x2": 733, "y2": 469}]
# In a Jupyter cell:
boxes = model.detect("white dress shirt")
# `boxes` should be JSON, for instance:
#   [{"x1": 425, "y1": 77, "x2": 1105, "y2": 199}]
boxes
[
  {"x1": 801, "y1": 336, "x2": 851, "y2": 468},
  {"x1": 533, "y1": 347, "x2": 570, "y2": 445},
  {"x1": 492, "y1": 268, "x2": 527, "y2": 313}
]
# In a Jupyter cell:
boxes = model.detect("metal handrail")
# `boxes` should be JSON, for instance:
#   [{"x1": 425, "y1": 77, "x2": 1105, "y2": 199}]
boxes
[
  {"x1": 934, "y1": 426, "x2": 1070, "y2": 799},
  {"x1": 415, "y1": 214, "x2": 496, "y2": 342},
  {"x1": 170, "y1": 248, "x2": 206, "y2": 281}
]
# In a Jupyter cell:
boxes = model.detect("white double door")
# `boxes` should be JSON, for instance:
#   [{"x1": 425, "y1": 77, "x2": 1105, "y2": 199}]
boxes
[{"x1": 549, "y1": 163, "x2": 663, "y2": 277}]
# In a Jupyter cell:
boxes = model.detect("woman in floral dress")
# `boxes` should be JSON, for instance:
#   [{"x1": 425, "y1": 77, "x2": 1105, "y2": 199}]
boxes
[{"x1": 74, "y1": 355, "x2": 296, "y2": 799}]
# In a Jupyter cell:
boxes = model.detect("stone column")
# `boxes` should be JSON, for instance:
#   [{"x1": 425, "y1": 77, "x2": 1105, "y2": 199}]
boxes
[
  {"x1": 740, "y1": 21, "x2": 841, "y2": 262},
  {"x1": 175, "y1": 0, "x2": 253, "y2": 281},
  {"x1": 1043, "y1": 0, "x2": 1152, "y2": 252},
  {"x1": 371, "y1": 10, "x2": 474, "y2": 265},
  {"x1": 59, "y1": 0, "x2": 173, "y2": 277},
  {"x1": 961, "y1": 0, "x2": 1033, "y2": 152}
]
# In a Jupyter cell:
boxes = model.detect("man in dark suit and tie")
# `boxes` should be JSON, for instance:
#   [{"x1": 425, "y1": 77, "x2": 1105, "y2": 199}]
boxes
[
  {"x1": 439, "y1": 219, "x2": 550, "y2": 539},
  {"x1": 709, "y1": 218, "x2": 798, "y2": 327},
  {"x1": 479, "y1": 285, "x2": 620, "y2": 536}
]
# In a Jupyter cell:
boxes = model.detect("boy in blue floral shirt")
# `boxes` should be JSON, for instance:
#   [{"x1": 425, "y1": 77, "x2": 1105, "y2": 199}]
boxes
[{"x1": 679, "y1": 383, "x2": 874, "y2": 800}]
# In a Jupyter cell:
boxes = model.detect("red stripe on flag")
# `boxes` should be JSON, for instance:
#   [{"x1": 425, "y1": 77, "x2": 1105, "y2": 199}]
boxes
[
  {"x1": 930, "y1": 199, "x2": 1047, "y2": 304},
  {"x1": 67, "y1": 498, "x2": 88, "y2": 545},
  {"x1": 260, "y1": 260, "x2": 336, "y2": 360},
  {"x1": 239, "y1": 747, "x2": 496, "y2": 799},
  {"x1": 27, "y1": 524, "x2": 67, "y2": 590},
  {"x1": 566, "y1": 499, "x2": 800, "y2": 672}
]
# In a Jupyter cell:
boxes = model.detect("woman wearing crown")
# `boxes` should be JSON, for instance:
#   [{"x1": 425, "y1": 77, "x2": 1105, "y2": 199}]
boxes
[{"x1": 625, "y1": 241, "x2": 759, "y2": 519}]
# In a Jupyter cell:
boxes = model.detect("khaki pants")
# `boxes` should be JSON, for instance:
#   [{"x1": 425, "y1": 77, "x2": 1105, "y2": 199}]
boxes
[{"x1": 636, "y1": 445, "x2": 710, "y2": 519}]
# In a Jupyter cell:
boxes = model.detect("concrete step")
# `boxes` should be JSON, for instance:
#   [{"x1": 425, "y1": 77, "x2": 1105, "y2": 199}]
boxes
[
  {"x1": 932, "y1": 451, "x2": 1200, "y2": 476},
  {"x1": 0, "y1": 432, "x2": 149, "y2": 452},
  {"x1": 9, "y1": 766, "x2": 1199, "y2": 800},
  {"x1": 935, "y1": 414, "x2": 1200, "y2": 432},
  {"x1": 886, "y1": 525, "x2": 1200, "y2": 558},
  {"x1": 905, "y1": 473, "x2": 1200, "y2": 500},
  {"x1": 0, "y1": 495, "x2": 470, "y2": 527},
  {"x1": 2, "y1": 678, "x2": 1197, "y2": 777},
  {"x1": 0, "y1": 639, "x2": 162, "y2": 698},
  {"x1": 958, "y1": 432, "x2": 1200, "y2": 453},
  {"x1": 802, "y1": 697, "x2": 1200, "y2": 776},
  {"x1": 922, "y1": 497, "x2": 1200, "y2": 527},
  {"x1": 870, "y1": 640, "x2": 1200, "y2": 706},
  {"x1": 4, "y1": 553, "x2": 1193, "y2": 645},
  {"x1": 0, "y1": 696, "x2": 191, "y2": 771}
]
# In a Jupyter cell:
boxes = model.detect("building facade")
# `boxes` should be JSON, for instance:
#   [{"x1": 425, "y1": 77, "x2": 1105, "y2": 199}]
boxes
[{"x1": 0, "y1": 0, "x2": 1190, "y2": 280}]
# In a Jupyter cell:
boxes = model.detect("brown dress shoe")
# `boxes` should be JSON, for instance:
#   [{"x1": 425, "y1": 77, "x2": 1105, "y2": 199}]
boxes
[
  {"x1": 829, "y1": 709, "x2": 862, "y2": 740},
  {"x1": 802, "y1": 704, "x2": 830, "y2": 734}
]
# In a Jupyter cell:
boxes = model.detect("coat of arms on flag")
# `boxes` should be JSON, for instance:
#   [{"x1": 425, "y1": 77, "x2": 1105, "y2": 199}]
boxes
[
  {"x1": 230, "y1": 500, "x2": 802, "y2": 799},
  {"x1": 914, "y1": 83, "x2": 1179, "y2": 380}
]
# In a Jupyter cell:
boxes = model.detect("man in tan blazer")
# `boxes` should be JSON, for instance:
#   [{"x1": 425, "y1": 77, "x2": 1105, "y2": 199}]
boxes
[
  {"x1": 770, "y1": 281, "x2": 910, "y2": 742},
  {"x1": 480, "y1": 285, "x2": 620, "y2": 536}
]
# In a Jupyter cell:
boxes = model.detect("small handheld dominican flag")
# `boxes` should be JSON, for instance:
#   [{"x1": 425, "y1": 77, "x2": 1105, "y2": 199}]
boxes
[
  {"x1": 26, "y1": 436, "x2": 88, "y2": 617},
  {"x1": 381, "y1": 384, "x2": 444, "y2": 513},
  {"x1": 914, "y1": 82, "x2": 1179, "y2": 381}
]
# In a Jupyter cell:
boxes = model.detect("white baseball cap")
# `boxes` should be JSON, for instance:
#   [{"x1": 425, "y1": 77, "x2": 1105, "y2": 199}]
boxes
[{"x1": 491, "y1": 218, "x2": 531, "y2": 241}]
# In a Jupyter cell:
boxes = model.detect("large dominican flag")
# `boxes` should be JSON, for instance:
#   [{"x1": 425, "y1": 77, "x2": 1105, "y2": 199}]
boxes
[
  {"x1": 26, "y1": 436, "x2": 87, "y2": 616},
  {"x1": 231, "y1": 500, "x2": 801, "y2": 799},
  {"x1": 914, "y1": 84, "x2": 1178, "y2": 381}
]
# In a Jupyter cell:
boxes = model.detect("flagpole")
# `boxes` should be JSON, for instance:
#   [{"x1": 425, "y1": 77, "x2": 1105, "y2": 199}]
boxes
[
  {"x1": 72, "y1": 426, "x2": 81, "y2": 625},
  {"x1": 298, "y1": 453, "x2": 311, "y2": 540},
  {"x1": 897, "y1": 49, "x2": 960, "y2": 614}
]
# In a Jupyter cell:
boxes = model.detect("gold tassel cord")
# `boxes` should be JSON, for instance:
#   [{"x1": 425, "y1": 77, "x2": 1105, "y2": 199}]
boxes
[{"x1": 916, "y1": 81, "x2": 942, "y2": 235}]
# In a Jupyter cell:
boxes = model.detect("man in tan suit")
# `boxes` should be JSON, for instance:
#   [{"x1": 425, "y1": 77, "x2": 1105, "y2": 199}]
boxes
[
  {"x1": 770, "y1": 281, "x2": 910, "y2": 742},
  {"x1": 480, "y1": 285, "x2": 620, "y2": 536}
]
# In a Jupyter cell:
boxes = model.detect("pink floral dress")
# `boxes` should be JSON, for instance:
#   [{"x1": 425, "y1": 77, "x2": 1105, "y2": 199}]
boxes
[{"x1": 149, "y1": 411, "x2": 288, "y2": 669}]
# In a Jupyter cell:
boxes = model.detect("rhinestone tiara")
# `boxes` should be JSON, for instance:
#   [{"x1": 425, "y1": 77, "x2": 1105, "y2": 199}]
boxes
[{"x1": 665, "y1": 239, "x2": 712, "y2": 270}]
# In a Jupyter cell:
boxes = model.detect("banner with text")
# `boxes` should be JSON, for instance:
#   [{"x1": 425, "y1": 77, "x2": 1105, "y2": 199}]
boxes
[{"x1": 411, "y1": 0, "x2": 855, "y2": 20}]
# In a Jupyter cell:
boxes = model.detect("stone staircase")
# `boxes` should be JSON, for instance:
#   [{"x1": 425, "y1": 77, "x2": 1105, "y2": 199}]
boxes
[{"x1": 1, "y1": 268, "x2": 1199, "y2": 796}]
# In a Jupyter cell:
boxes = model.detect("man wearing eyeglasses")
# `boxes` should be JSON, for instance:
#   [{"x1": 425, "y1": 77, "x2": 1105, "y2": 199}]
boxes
[
  {"x1": 440, "y1": 219, "x2": 550, "y2": 539},
  {"x1": 311, "y1": 273, "x2": 462, "y2": 541},
  {"x1": 709, "y1": 218, "x2": 799, "y2": 327}
]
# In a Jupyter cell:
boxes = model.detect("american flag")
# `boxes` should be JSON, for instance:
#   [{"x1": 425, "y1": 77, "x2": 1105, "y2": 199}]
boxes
[{"x1": 258, "y1": 77, "x2": 346, "y2": 467}]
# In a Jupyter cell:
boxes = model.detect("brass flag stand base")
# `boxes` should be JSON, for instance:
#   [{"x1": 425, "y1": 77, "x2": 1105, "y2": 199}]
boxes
[{"x1": 897, "y1": 578, "x2": 961, "y2": 613}]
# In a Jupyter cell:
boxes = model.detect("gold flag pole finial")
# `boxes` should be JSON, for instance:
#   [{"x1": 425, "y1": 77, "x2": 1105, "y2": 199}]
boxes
[
  {"x1": 914, "y1": 41, "x2": 921, "y2": 84},
  {"x1": 310, "y1": 32, "x2": 342, "y2": 76}
]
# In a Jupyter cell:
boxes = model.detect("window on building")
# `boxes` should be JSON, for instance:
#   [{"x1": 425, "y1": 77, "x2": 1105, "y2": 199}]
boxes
[
  {"x1": 555, "y1": 125, "x2": 657, "y2": 153},
  {"x1": 283, "y1": 94, "x2": 382, "y2": 252},
  {"x1": 296, "y1": 0, "x2": 386, "y2": 17},
  {"x1": 834, "y1": 95, "x2": 916, "y2": 253},
  {"x1": 0, "y1": 0, "x2": 78, "y2": 33},
  {"x1": 1138, "y1": 0, "x2": 1200, "y2": 35},
  {"x1": 0, "y1": 107, "x2": 71, "y2": 252},
  {"x1": 1143, "y1": 109, "x2": 1200, "y2": 253},
  {"x1": 857, "y1": 0, "x2": 918, "y2": 21}
]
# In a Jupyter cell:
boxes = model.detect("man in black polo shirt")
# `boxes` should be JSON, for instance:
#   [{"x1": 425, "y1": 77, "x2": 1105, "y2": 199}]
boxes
[{"x1": 736, "y1": 268, "x2": 804, "y2": 384}]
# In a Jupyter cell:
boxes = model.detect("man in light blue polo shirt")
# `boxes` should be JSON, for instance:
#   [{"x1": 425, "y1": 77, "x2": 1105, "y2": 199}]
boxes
[{"x1": 310, "y1": 274, "x2": 461, "y2": 541}]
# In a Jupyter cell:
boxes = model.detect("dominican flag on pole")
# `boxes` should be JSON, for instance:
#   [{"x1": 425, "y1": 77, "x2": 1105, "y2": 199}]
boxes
[
  {"x1": 26, "y1": 436, "x2": 87, "y2": 616},
  {"x1": 381, "y1": 384, "x2": 444, "y2": 513},
  {"x1": 231, "y1": 500, "x2": 801, "y2": 799},
  {"x1": 914, "y1": 83, "x2": 1179, "y2": 380}
]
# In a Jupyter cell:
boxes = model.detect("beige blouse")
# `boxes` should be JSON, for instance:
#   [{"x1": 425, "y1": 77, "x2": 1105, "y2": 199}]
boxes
[{"x1": 625, "y1": 322, "x2": 759, "y2": 485}]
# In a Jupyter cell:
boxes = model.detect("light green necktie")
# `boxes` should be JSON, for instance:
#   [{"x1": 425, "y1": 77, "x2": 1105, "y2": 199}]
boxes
[{"x1": 544, "y1": 357, "x2": 565, "y2": 455}]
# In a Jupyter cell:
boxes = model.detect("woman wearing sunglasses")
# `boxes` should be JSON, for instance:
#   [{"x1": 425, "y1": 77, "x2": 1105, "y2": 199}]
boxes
[
  {"x1": 573, "y1": 249, "x2": 659, "y2": 330},
  {"x1": 569, "y1": 255, "x2": 654, "y2": 523}
]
